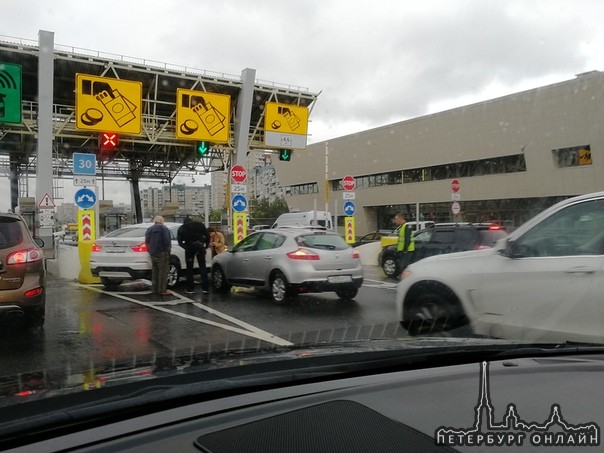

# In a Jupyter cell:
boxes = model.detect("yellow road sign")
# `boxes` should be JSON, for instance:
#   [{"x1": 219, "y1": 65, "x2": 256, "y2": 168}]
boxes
[
  {"x1": 176, "y1": 89, "x2": 230, "y2": 143},
  {"x1": 264, "y1": 102, "x2": 308, "y2": 135},
  {"x1": 75, "y1": 74, "x2": 142, "y2": 134},
  {"x1": 345, "y1": 217, "x2": 355, "y2": 244}
]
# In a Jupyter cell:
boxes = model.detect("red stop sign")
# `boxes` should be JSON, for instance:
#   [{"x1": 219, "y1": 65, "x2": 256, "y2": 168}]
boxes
[
  {"x1": 231, "y1": 165, "x2": 247, "y2": 183},
  {"x1": 342, "y1": 175, "x2": 355, "y2": 191},
  {"x1": 451, "y1": 179, "x2": 460, "y2": 193}
]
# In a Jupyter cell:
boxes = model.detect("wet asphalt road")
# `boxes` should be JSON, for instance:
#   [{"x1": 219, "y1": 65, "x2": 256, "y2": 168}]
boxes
[{"x1": 0, "y1": 264, "x2": 403, "y2": 380}]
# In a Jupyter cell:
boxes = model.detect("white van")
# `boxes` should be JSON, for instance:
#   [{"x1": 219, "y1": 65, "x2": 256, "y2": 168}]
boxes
[
  {"x1": 272, "y1": 211, "x2": 333, "y2": 230},
  {"x1": 405, "y1": 221, "x2": 435, "y2": 232}
]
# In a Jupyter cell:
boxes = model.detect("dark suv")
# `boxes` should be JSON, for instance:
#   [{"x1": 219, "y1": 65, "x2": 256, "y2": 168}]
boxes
[
  {"x1": 0, "y1": 214, "x2": 46, "y2": 327},
  {"x1": 378, "y1": 223, "x2": 508, "y2": 277}
]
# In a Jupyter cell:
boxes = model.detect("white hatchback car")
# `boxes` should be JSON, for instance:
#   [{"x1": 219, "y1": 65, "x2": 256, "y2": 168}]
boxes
[
  {"x1": 89, "y1": 222, "x2": 211, "y2": 290},
  {"x1": 397, "y1": 191, "x2": 604, "y2": 343}
]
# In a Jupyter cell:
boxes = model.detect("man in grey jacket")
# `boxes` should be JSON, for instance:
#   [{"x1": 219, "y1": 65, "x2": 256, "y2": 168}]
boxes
[{"x1": 145, "y1": 216, "x2": 172, "y2": 296}]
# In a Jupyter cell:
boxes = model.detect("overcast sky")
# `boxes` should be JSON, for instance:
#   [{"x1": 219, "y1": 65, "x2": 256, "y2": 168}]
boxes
[{"x1": 2, "y1": 0, "x2": 604, "y2": 210}]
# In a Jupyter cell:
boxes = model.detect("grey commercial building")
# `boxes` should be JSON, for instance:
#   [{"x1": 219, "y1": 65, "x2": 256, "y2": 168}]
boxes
[{"x1": 273, "y1": 71, "x2": 604, "y2": 235}]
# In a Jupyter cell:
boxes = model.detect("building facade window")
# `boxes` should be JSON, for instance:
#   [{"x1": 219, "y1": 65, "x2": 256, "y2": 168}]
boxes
[
  {"x1": 285, "y1": 182, "x2": 319, "y2": 195},
  {"x1": 401, "y1": 154, "x2": 527, "y2": 184},
  {"x1": 552, "y1": 145, "x2": 592, "y2": 168}
]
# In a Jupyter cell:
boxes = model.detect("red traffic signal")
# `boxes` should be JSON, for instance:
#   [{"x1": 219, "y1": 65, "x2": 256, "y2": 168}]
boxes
[{"x1": 98, "y1": 132, "x2": 119, "y2": 159}]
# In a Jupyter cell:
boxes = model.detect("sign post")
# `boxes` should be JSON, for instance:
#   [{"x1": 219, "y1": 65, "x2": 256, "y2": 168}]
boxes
[
  {"x1": 231, "y1": 165, "x2": 248, "y2": 243},
  {"x1": 341, "y1": 176, "x2": 356, "y2": 243}
]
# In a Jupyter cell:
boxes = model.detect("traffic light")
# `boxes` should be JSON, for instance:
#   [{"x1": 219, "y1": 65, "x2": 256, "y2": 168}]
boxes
[
  {"x1": 197, "y1": 141, "x2": 209, "y2": 156},
  {"x1": 99, "y1": 132, "x2": 118, "y2": 159},
  {"x1": 279, "y1": 149, "x2": 293, "y2": 161}
]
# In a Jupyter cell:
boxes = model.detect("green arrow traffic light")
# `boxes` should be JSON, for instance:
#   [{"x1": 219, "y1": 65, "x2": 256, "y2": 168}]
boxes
[
  {"x1": 197, "y1": 141, "x2": 209, "y2": 156},
  {"x1": 279, "y1": 149, "x2": 292, "y2": 161}
]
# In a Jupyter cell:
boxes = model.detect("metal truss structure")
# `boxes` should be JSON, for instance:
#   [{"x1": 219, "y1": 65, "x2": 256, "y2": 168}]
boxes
[{"x1": 0, "y1": 35, "x2": 319, "y2": 204}]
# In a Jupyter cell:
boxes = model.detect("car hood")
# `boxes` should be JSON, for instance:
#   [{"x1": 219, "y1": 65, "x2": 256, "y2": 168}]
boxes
[{"x1": 412, "y1": 246, "x2": 497, "y2": 267}]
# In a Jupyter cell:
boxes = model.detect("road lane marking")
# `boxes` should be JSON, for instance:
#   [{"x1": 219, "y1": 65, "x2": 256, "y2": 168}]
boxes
[
  {"x1": 78, "y1": 284, "x2": 293, "y2": 347},
  {"x1": 362, "y1": 278, "x2": 398, "y2": 289}
]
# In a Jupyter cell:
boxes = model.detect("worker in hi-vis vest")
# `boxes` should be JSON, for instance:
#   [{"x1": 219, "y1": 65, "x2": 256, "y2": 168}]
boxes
[{"x1": 394, "y1": 212, "x2": 415, "y2": 278}]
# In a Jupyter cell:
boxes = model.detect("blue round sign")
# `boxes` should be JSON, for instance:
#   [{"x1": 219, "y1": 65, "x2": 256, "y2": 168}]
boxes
[
  {"x1": 75, "y1": 188, "x2": 97, "y2": 209},
  {"x1": 232, "y1": 194, "x2": 248, "y2": 212},
  {"x1": 343, "y1": 201, "x2": 356, "y2": 216}
]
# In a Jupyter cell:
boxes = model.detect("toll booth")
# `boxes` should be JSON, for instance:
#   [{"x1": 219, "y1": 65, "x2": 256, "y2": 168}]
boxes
[
  {"x1": 17, "y1": 197, "x2": 36, "y2": 234},
  {"x1": 98, "y1": 201, "x2": 130, "y2": 236},
  {"x1": 160, "y1": 202, "x2": 180, "y2": 223}
]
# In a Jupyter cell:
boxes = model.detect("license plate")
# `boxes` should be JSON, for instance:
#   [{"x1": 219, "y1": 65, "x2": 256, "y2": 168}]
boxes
[
  {"x1": 328, "y1": 275, "x2": 352, "y2": 284},
  {"x1": 105, "y1": 246, "x2": 125, "y2": 253}
]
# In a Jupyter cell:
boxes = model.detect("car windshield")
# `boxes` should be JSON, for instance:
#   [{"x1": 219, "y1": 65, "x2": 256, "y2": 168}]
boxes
[{"x1": 3, "y1": 2, "x2": 604, "y2": 450}]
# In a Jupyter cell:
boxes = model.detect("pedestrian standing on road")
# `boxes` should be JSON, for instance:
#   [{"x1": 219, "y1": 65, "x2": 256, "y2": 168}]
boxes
[
  {"x1": 145, "y1": 215, "x2": 172, "y2": 296},
  {"x1": 177, "y1": 216, "x2": 210, "y2": 294},
  {"x1": 208, "y1": 227, "x2": 226, "y2": 257},
  {"x1": 394, "y1": 212, "x2": 415, "y2": 278}
]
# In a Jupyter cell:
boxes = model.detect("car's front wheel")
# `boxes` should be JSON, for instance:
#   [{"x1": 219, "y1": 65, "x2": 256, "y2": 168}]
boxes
[
  {"x1": 382, "y1": 254, "x2": 400, "y2": 278},
  {"x1": 211, "y1": 265, "x2": 231, "y2": 292},
  {"x1": 101, "y1": 277, "x2": 123, "y2": 291},
  {"x1": 404, "y1": 292, "x2": 465, "y2": 336},
  {"x1": 167, "y1": 258, "x2": 181, "y2": 289}
]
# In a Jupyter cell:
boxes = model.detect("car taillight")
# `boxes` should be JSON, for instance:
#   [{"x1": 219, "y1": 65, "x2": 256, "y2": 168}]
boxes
[
  {"x1": 488, "y1": 225, "x2": 502, "y2": 230},
  {"x1": 476, "y1": 245, "x2": 491, "y2": 250},
  {"x1": 24, "y1": 287, "x2": 43, "y2": 298},
  {"x1": 6, "y1": 249, "x2": 43, "y2": 264},
  {"x1": 352, "y1": 250, "x2": 361, "y2": 259},
  {"x1": 286, "y1": 248, "x2": 320, "y2": 260},
  {"x1": 91, "y1": 244, "x2": 102, "y2": 252},
  {"x1": 130, "y1": 243, "x2": 148, "y2": 252}
]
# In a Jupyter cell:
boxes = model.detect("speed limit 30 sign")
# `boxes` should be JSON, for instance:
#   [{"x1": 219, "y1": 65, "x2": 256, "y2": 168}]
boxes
[{"x1": 73, "y1": 152, "x2": 97, "y2": 176}]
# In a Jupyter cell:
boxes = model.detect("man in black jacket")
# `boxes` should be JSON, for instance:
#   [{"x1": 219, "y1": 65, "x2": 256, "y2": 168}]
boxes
[{"x1": 177, "y1": 217, "x2": 210, "y2": 294}]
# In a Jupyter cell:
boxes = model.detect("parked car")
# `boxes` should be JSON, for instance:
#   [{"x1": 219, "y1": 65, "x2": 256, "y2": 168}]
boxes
[
  {"x1": 379, "y1": 223, "x2": 508, "y2": 277},
  {"x1": 89, "y1": 222, "x2": 210, "y2": 290},
  {"x1": 396, "y1": 191, "x2": 604, "y2": 340},
  {"x1": 211, "y1": 228, "x2": 363, "y2": 302},
  {"x1": 0, "y1": 213, "x2": 46, "y2": 327}
]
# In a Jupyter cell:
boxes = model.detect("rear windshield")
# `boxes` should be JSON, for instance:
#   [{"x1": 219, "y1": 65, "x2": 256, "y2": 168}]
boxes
[
  {"x1": 105, "y1": 227, "x2": 149, "y2": 238},
  {"x1": 297, "y1": 233, "x2": 349, "y2": 251},
  {"x1": 479, "y1": 229, "x2": 508, "y2": 246},
  {"x1": 0, "y1": 218, "x2": 24, "y2": 249}
]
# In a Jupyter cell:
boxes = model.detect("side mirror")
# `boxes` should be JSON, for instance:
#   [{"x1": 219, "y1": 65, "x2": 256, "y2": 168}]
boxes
[
  {"x1": 34, "y1": 238, "x2": 45, "y2": 248},
  {"x1": 500, "y1": 238, "x2": 522, "y2": 258}
]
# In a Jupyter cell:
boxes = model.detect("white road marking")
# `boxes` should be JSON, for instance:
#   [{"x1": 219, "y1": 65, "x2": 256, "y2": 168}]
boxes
[
  {"x1": 362, "y1": 278, "x2": 398, "y2": 289},
  {"x1": 78, "y1": 284, "x2": 293, "y2": 347}
]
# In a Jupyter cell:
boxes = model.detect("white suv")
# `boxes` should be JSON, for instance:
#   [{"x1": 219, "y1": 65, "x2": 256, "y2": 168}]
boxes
[
  {"x1": 90, "y1": 222, "x2": 210, "y2": 290},
  {"x1": 396, "y1": 191, "x2": 604, "y2": 343}
]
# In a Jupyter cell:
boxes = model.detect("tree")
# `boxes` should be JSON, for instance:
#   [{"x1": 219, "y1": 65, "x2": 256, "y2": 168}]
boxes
[
  {"x1": 209, "y1": 209, "x2": 223, "y2": 222},
  {"x1": 250, "y1": 197, "x2": 289, "y2": 219}
]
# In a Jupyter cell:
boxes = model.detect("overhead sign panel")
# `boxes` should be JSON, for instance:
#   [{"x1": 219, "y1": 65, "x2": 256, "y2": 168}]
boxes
[
  {"x1": 0, "y1": 62, "x2": 22, "y2": 124},
  {"x1": 176, "y1": 89, "x2": 230, "y2": 143},
  {"x1": 264, "y1": 102, "x2": 308, "y2": 149},
  {"x1": 75, "y1": 74, "x2": 142, "y2": 134}
]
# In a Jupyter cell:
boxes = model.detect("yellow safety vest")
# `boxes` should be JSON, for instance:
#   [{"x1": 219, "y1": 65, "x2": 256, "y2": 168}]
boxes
[{"x1": 397, "y1": 223, "x2": 415, "y2": 252}]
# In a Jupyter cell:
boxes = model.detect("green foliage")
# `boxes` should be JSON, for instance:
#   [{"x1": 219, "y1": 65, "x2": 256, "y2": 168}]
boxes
[
  {"x1": 250, "y1": 197, "x2": 289, "y2": 219},
  {"x1": 209, "y1": 209, "x2": 223, "y2": 221}
]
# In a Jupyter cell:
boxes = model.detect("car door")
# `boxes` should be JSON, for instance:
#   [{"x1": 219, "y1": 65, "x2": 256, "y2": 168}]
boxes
[
  {"x1": 244, "y1": 232, "x2": 286, "y2": 286},
  {"x1": 226, "y1": 233, "x2": 261, "y2": 284},
  {"x1": 473, "y1": 197, "x2": 604, "y2": 340}
]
